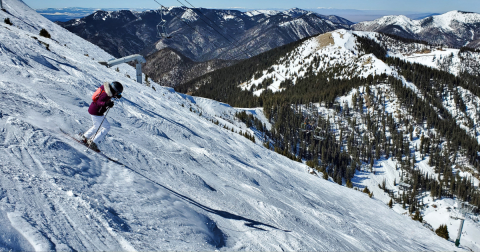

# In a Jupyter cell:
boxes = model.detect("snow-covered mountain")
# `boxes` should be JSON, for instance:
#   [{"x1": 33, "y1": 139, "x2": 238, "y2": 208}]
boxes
[
  {"x1": 306, "y1": 8, "x2": 440, "y2": 23},
  {"x1": 260, "y1": 30, "x2": 480, "y2": 251},
  {"x1": 238, "y1": 29, "x2": 480, "y2": 145},
  {"x1": 238, "y1": 30, "x2": 396, "y2": 95},
  {"x1": 185, "y1": 29, "x2": 480, "y2": 250},
  {"x1": 57, "y1": 7, "x2": 351, "y2": 61},
  {"x1": 352, "y1": 11, "x2": 480, "y2": 49},
  {"x1": 0, "y1": 0, "x2": 464, "y2": 251},
  {"x1": 237, "y1": 30, "x2": 479, "y2": 94}
]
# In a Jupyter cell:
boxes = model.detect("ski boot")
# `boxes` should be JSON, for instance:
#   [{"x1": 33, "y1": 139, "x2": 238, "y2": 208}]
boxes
[
  {"x1": 86, "y1": 140, "x2": 101, "y2": 152},
  {"x1": 78, "y1": 133, "x2": 88, "y2": 144}
]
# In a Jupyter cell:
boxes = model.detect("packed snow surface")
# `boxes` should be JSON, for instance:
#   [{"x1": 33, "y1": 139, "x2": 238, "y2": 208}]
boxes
[{"x1": 0, "y1": 0, "x2": 464, "y2": 251}]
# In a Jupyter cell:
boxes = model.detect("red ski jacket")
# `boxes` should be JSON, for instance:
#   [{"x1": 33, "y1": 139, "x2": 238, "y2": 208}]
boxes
[{"x1": 88, "y1": 83, "x2": 113, "y2": 116}]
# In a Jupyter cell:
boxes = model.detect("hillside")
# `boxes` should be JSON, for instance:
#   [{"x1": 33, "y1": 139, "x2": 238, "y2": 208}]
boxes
[
  {"x1": 375, "y1": 34, "x2": 480, "y2": 76},
  {"x1": 142, "y1": 48, "x2": 235, "y2": 87},
  {"x1": 180, "y1": 29, "x2": 480, "y2": 250},
  {"x1": 352, "y1": 11, "x2": 480, "y2": 49},
  {"x1": 0, "y1": 0, "x2": 463, "y2": 251},
  {"x1": 468, "y1": 39, "x2": 480, "y2": 48}
]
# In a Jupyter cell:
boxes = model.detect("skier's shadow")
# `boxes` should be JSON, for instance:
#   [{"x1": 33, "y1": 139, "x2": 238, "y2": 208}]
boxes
[{"x1": 121, "y1": 163, "x2": 290, "y2": 232}]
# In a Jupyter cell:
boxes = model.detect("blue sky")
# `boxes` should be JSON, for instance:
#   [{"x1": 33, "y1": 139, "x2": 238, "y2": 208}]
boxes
[{"x1": 24, "y1": 0, "x2": 480, "y2": 13}]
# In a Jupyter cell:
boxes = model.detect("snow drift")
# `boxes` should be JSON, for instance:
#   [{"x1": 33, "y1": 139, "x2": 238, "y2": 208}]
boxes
[{"x1": 0, "y1": 0, "x2": 461, "y2": 250}]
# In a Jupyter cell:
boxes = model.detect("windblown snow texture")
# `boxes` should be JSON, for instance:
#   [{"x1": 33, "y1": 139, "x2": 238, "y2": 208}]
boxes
[{"x1": 0, "y1": 0, "x2": 462, "y2": 251}]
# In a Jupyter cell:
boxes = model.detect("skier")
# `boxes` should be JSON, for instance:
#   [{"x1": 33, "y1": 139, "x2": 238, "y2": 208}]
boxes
[{"x1": 81, "y1": 81, "x2": 123, "y2": 152}]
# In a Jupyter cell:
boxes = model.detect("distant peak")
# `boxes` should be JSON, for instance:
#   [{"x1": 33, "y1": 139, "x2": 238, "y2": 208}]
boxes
[
  {"x1": 283, "y1": 8, "x2": 309, "y2": 13},
  {"x1": 381, "y1": 15, "x2": 411, "y2": 21},
  {"x1": 285, "y1": 7, "x2": 305, "y2": 12},
  {"x1": 436, "y1": 10, "x2": 480, "y2": 17},
  {"x1": 442, "y1": 10, "x2": 473, "y2": 14},
  {"x1": 282, "y1": 8, "x2": 311, "y2": 18}
]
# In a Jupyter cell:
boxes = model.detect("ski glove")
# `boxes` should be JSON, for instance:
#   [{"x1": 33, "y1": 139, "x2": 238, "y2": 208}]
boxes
[
  {"x1": 116, "y1": 94, "x2": 122, "y2": 99},
  {"x1": 106, "y1": 101, "x2": 114, "y2": 108}
]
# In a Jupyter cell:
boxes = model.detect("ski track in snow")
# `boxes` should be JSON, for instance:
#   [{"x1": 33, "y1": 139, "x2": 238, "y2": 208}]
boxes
[{"x1": 0, "y1": 0, "x2": 468, "y2": 251}]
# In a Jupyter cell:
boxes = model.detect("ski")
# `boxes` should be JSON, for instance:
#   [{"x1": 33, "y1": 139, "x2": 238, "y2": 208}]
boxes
[{"x1": 59, "y1": 128, "x2": 123, "y2": 165}]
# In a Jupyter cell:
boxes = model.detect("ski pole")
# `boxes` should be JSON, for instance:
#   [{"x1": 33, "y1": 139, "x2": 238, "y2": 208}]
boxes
[{"x1": 87, "y1": 107, "x2": 111, "y2": 151}]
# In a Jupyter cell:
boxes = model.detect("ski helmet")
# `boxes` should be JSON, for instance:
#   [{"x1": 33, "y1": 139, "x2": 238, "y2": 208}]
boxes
[{"x1": 110, "y1": 81, "x2": 123, "y2": 96}]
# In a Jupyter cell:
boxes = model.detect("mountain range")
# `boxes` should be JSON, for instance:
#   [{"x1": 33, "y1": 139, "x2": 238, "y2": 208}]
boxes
[
  {"x1": 36, "y1": 7, "x2": 150, "y2": 22},
  {"x1": 58, "y1": 8, "x2": 480, "y2": 63},
  {"x1": 352, "y1": 11, "x2": 480, "y2": 49},
  {"x1": 58, "y1": 7, "x2": 352, "y2": 62},
  {"x1": 57, "y1": 8, "x2": 480, "y2": 88},
  {"x1": 37, "y1": 7, "x2": 440, "y2": 23},
  {"x1": 304, "y1": 9, "x2": 440, "y2": 23}
]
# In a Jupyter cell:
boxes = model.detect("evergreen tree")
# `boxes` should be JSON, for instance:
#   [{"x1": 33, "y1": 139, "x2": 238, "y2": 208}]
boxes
[
  {"x1": 346, "y1": 179, "x2": 353, "y2": 188},
  {"x1": 412, "y1": 209, "x2": 422, "y2": 222},
  {"x1": 322, "y1": 171, "x2": 329, "y2": 180},
  {"x1": 435, "y1": 224, "x2": 449, "y2": 240},
  {"x1": 39, "y1": 28, "x2": 51, "y2": 39},
  {"x1": 4, "y1": 18, "x2": 12, "y2": 25}
]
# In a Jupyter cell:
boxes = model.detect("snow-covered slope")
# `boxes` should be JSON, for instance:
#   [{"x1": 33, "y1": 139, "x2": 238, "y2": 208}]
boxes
[
  {"x1": 352, "y1": 11, "x2": 480, "y2": 49},
  {"x1": 0, "y1": 1, "x2": 464, "y2": 251},
  {"x1": 241, "y1": 30, "x2": 394, "y2": 95},
  {"x1": 240, "y1": 30, "x2": 480, "y2": 94},
  {"x1": 368, "y1": 32, "x2": 480, "y2": 76},
  {"x1": 386, "y1": 45, "x2": 480, "y2": 77}
]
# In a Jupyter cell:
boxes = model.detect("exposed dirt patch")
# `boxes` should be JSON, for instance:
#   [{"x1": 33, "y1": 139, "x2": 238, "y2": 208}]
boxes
[
  {"x1": 315, "y1": 32, "x2": 334, "y2": 50},
  {"x1": 405, "y1": 48, "x2": 432, "y2": 56},
  {"x1": 417, "y1": 48, "x2": 432, "y2": 54},
  {"x1": 362, "y1": 56, "x2": 373, "y2": 65}
]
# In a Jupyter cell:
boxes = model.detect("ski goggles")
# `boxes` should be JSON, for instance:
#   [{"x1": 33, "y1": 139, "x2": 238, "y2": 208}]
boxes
[{"x1": 110, "y1": 83, "x2": 121, "y2": 95}]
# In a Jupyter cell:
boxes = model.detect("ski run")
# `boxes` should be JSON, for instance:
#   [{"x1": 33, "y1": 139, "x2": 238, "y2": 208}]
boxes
[{"x1": 0, "y1": 0, "x2": 477, "y2": 251}]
